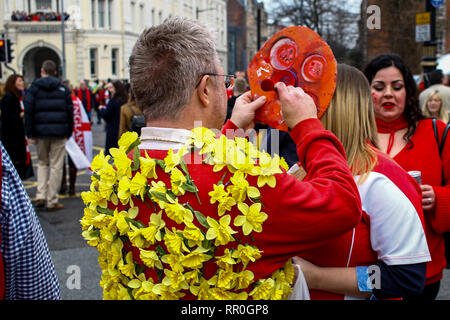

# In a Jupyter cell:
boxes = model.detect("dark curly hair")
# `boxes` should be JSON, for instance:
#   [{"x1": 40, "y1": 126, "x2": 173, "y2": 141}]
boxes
[{"x1": 363, "y1": 53, "x2": 424, "y2": 143}]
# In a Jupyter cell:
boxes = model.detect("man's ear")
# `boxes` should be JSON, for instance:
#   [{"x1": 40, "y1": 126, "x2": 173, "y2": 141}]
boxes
[{"x1": 196, "y1": 75, "x2": 212, "y2": 108}]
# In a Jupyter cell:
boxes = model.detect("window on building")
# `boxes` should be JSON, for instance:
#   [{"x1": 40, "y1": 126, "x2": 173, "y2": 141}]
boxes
[
  {"x1": 98, "y1": 0, "x2": 105, "y2": 28},
  {"x1": 131, "y1": 2, "x2": 136, "y2": 30},
  {"x1": 139, "y1": 3, "x2": 145, "y2": 30},
  {"x1": 36, "y1": 0, "x2": 52, "y2": 10},
  {"x1": 151, "y1": 8, "x2": 155, "y2": 26},
  {"x1": 90, "y1": 48, "x2": 98, "y2": 78},
  {"x1": 111, "y1": 48, "x2": 119, "y2": 76},
  {"x1": 108, "y1": 0, "x2": 113, "y2": 29},
  {"x1": 91, "y1": 0, "x2": 96, "y2": 28}
]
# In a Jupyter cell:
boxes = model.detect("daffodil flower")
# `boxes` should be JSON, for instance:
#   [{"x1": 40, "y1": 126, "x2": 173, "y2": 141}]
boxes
[
  {"x1": 152, "y1": 283, "x2": 186, "y2": 300},
  {"x1": 164, "y1": 201, "x2": 193, "y2": 225},
  {"x1": 161, "y1": 253, "x2": 184, "y2": 273},
  {"x1": 110, "y1": 147, "x2": 132, "y2": 178},
  {"x1": 257, "y1": 153, "x2": 282, "y2": 188},
  {"x1": 170, "y1": 167, "x2": 187, "y2": 196},
  {"x1": 163, "y1": 147, "x2": 186, "y2": 173},
  {"x1": 217, "y1": 265, "x2": 235, "y2": 288},
  {"x1": 182, "y1": 221, "x2": 205, "y2": 247},
  {"x1": 231, "y1": 244, "x2": 262, "y2": 267},
  {"x1": 191, "y1": 127, "x2": 216, "y2": 149},
  {"x1": 234, "y1": 270, "x2": 254, "y2": 290},
  {"x1": 140, "y1": 151, "x2": 158, "y2": 179},
  {"x1": 205, "y1": 215, "x2": 237, "y2": 246},
  {"x1": 81, "y1": 190, "x2": 108, "y2": 210},
  {"x1": 234, "y1": 202, "x2": 268, "y2": 236},
  {"x1": 141, "y1": 211, "x2": 165, "y2": 244},
  {"x1": 129, "y1": 172, "x2": 148, "y2": 200},
  {"x1": 249, "y1": 278, "x2": 275, "y2": 300},
  {"x1": 208, "y1": 184, "x2": 228, "y2": 204},
  {"x1": 181, "y1": 246, "x2": 211, "y2": 269},
  {"x1": 117, "y1": 176, "x2": 132, "y2": 205},
  {"x1": 162, "y1": 269, "x2": 189, "y2": 291},
  {"x1": 118, "y1": 251, "x2": 137, "y2": 278},
  {"x1": 139, "y1": 248, "x2": 163, "y2": 270},
  {"x1": 118, "y1": 131, "x2": 139, "y2": 152},
  {"x1": 164, "y1": 227, "x2": 190, "y2": 254},
  {"x1": 91, "y1": 150, "x2": 111, "y2": 172},
  {"x1": 190, "y1": 277, "x2": 211, "y2": 300},
  {"x1": 215, "y1": 248, "x2": 237, "y2": 269},
  {"x1": 228, "y1": 171, "x2": 260, "y2": 202}
]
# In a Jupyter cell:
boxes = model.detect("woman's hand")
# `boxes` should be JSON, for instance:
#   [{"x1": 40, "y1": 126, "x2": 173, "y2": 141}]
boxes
[
  {"x1": 292, "y1": 256, "x2": 320, "y2": 289},
  {"x1": 421, "y1": 184, "x2": 436, "y2": 211}
]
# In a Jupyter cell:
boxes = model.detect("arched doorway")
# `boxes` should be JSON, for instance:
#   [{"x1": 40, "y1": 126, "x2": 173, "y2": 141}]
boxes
[{"x1": 22, "y1": 46, "x2": 62, "y2": 84}]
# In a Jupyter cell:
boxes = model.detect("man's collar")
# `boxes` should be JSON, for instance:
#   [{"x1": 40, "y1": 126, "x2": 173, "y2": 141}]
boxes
[{"x1": 139, "y1": 127, "x2": 192, "y2": 150}]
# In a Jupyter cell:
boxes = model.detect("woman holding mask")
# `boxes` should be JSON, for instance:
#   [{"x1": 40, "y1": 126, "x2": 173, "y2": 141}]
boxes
[
  {"x1": 363, "y1": 53, "x2": 450, "y2": 300},
  {"x1": 290, "y1": 64, "x2": 430, "y2": 300}
]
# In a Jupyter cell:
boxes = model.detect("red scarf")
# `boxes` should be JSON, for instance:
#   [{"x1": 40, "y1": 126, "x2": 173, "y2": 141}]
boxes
[
  {"x1": 375, "y1": 116, "x2": 409, "y2": 155},
  {"x1": 77, "y1": 88, "x2": 91, "y2": 112}
]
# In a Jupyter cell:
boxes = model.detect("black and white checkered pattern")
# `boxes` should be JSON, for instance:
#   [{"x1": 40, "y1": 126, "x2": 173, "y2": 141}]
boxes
[{"x1": 0, "y1": 142, "x2": 60, "y2": 300}]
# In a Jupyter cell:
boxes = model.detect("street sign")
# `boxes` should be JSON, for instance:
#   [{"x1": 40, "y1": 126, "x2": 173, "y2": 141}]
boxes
[
  {"x1": 416, "y1": 12, "x2": 431, "y2": 42},
  {"x1": 431, "y1": 0, "x2": 443, "y2": 8}
]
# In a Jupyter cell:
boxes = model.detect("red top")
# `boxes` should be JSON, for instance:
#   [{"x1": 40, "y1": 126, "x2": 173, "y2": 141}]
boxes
[
  {"x1": 303, "y1": 150, "x2": 426, "y2": 299},
  {"x1": 388, "y1": 118, "x2": 450, "y2": 285},
  {"x1": 120, "y1": 119, "x2": 362, "y2": 299}
]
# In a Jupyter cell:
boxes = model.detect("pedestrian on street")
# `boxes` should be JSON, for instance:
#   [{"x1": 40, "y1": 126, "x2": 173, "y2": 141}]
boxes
[
  {"x1": 0, "y1": 74, "x2": 34, "y2": 180},
  {"x1": 422, "y1": 90, "x2": 449, "y2": 123},
  {"x1": 290, "y1": 64, "x2": 430, "y2": 299},
  {"x1": 81, "y1": 17, "x2": 363, "y2": 300},
  {"x1": 24, "y1": 60, "x2": 73, "y2": 211},
  {"x1": 99, "y1": 80, "x2": 128, "y2": 156},
  {"x1": 0, "y1": 141, "x2": 60, "y2": 299},
  {"x1": 118, "y1": 89, "x2": 144, "y2": 137},
  {"x1": 364, "y1": 53, "x2": 450, "y2": 300},
  {"x1": 75, "y1": 80, "x2": 94, "y2": 122},
  {"x1": 419, "y1": 69, "x2": 450, "y2": 115}
]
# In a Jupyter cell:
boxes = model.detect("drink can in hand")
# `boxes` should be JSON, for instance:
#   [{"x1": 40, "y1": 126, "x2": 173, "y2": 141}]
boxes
[{"x1": 408, "y1": 171, "x2": 422, "y2": 185}]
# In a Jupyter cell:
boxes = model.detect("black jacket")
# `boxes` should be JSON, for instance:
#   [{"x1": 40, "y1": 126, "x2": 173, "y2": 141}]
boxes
[
  {"x1": 24, "y1": 76, "x2": 73, "y2": 138},
  {"x1": 0, "y1": 91, "x2": 27, "y2": 165}
]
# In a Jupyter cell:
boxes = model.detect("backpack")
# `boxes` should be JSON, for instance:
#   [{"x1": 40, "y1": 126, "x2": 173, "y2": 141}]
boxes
[{"x1": 128, "y1": 104, "x2": 146, "y2": 135}]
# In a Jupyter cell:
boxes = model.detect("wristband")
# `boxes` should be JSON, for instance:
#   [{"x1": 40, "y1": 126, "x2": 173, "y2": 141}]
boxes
[{"x1": 356, "y1": 266, "x2": 373, "y2": 292}]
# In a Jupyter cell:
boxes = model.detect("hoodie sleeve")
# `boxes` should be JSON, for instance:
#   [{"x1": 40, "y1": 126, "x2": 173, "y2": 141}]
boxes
[{"x1": 23, "y1": 85, "x2": 37, "y2": 138}]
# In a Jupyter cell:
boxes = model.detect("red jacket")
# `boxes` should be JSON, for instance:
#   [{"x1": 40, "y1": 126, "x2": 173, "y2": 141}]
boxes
[
  {"x1": 387, "y1": 119, "x2": 450, "y2": 284},
  {"x1": 119, "y1": 119, "x2": 362, "y2": 298}
]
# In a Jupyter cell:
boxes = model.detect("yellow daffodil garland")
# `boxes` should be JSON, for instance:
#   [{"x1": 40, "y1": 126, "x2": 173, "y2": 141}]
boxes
[{"x1": 81, "y1": 129, "x2": 294, "y2": 300}]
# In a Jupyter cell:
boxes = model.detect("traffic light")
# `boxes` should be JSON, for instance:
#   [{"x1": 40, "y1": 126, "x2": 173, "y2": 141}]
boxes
[
  {"x1": 0, "y1": 38, "x2": 6, "y2": 62},
  {"x1": 6, "y1": 39, "x2": 14, "y2": 63}
]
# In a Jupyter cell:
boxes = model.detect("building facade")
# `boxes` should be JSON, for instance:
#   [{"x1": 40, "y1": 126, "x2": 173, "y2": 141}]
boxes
[
  {"x1": 227, "y1": 0, "x2": 267, "y2": 75},
  {"x1": 0, "y1": 0, "x2": 227, "y2": 85},
  {"x1": 360, "y1": 0, "x2": 449, "y2": 74}
]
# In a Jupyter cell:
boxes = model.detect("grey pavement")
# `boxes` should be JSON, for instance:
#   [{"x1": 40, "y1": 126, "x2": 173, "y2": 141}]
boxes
[{"x1": 23, "y1": 118, "x2": 450, "y2": 300}]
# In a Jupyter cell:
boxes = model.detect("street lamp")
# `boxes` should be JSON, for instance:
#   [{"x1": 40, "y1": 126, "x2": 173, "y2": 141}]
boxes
[
  {"x1": 61, "y1": 0, "x2": 66, "y2": 80},
  {"x1": 196, "y1": 7, "x2": 216, "y2": 20}
]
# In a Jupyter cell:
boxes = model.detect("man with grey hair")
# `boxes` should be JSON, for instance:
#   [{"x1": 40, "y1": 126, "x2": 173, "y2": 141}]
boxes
[{"x1": 90, "y1": 17, "x2": 362, "y2": 300}]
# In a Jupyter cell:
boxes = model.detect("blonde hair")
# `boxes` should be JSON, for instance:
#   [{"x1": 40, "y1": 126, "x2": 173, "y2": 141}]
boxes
[
  {"x1": 320, "y1": 64, "x2": 378, "y2": 184},
  {"x1": 422, "y1": 90, "x2": 449, "y2": 123}
]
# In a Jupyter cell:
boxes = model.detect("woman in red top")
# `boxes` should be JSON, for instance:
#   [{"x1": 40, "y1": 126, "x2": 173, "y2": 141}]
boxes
[{"x1": 363, "y1": 53, "x2": 450, "y2": 300}]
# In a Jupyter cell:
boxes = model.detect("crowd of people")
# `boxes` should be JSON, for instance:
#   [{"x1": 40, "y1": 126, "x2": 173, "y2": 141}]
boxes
[
  {"x1": 11, "y1": 10, "x2": 70, "y2": 22},
  {"x1": 0, "y1": 17, "x2": 450, "y2": 300}
]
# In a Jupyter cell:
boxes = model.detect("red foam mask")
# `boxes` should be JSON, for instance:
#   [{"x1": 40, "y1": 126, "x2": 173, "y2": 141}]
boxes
[{"x1": 247, "y1": 26, "x2": 337, "y2": 131}]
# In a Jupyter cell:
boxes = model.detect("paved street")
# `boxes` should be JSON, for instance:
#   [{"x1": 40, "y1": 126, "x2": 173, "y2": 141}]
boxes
[{"x1": 23, "y1": 120, "x2": 450, "y2": 300}]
